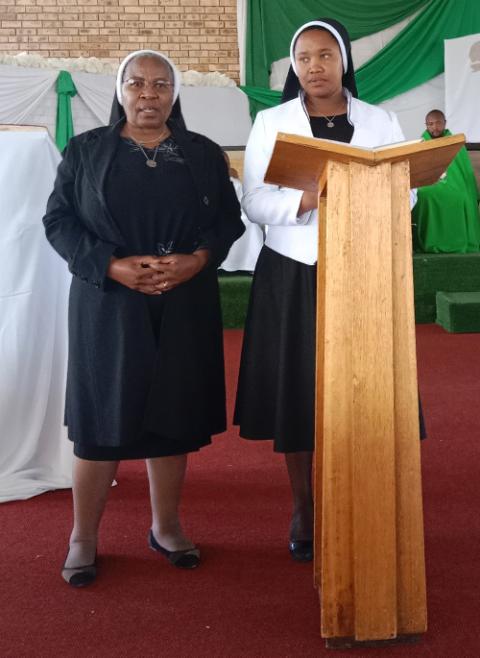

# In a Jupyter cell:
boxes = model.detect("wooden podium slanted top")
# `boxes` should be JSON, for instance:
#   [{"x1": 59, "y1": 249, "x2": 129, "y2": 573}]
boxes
[
  {"x1": 265, "y1": 132, "x2": 465, "y2": 192},
  {"x1": 263, "y1": 132, "x2": 465, "y2": 647}
]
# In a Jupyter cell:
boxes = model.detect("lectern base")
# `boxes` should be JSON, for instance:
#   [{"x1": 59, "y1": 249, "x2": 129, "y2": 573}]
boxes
[{"x1": 325, "y1": 633, "x2": 422, "y2": 650}]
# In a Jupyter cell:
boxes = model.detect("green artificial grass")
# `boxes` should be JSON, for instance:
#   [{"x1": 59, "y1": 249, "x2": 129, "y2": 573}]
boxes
[
  {"x1": 218, "y1": 253, "x2": 480, "y2": 328},
  {"x1": 218, "y1": 274, "x2": 252, "y2": 329},
  {"x1": 436, "y1": 291, "x2": 480, "y2": 333},
  {"x1": 413, "y1": 254, "x2": 480, "y2": 323}
]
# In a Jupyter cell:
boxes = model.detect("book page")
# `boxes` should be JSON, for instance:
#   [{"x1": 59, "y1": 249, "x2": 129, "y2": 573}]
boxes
[{"x1": 374, "y1": 138, "x2": 423, "y2": 151}]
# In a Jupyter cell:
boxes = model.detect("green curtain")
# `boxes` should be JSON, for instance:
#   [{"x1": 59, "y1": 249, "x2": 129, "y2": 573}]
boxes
[
  {"x1": 357, "y1": 0, "x2": 480, "y2": 104},
  {"x1": 55, "y1": 70, "x2": 77, "y2": 152},
  {"x1": 246, "y1": 0, "x2": 429, "y2": 89},
  {"x1": 243, "y1": 0, "x2": 480, "y2": 118}
]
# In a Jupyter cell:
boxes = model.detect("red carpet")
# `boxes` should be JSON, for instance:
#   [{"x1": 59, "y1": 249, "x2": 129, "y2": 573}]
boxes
[{"x1": 1, "y1": 325, "x2": 480, "y2": 657}]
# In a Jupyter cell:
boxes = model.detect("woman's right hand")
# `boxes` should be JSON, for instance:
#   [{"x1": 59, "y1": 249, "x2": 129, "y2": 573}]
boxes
[
  {"x1": 107, "y1": 255, "x2": 165, "y2": 294},
  {"x1": 297, "y1": 190, "x2": 319, "y2": 216}
]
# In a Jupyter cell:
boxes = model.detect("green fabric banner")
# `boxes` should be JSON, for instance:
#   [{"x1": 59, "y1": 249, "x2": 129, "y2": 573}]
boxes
[
  {"x1": 357, "y1": 0, "x2": 480, "y2": 104},
  {"x1": 244, "y1": 0, "x2": 480, "y2": 118},
  {"x1": 55, "y1": 70, "x2": 77, "y2": 152},
  {"x1": 246, "y1": 0, "x2": 429, "y2": 89}
]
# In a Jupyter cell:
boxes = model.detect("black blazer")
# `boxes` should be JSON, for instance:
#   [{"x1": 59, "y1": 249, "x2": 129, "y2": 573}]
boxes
[
  {"x1": 44, "y1": 119, "x2": 244, "y2": 287},
  {"x1": 43, "y1": 121, "x2": 244, "y2": 446}
]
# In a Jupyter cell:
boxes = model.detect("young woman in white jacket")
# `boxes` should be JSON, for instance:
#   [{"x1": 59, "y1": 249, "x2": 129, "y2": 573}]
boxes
[{"x1": 234, "y1": 18, "x2": 419, "y2": 562}]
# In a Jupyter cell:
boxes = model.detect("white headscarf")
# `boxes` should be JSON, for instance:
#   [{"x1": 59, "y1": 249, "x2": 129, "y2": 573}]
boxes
[
  {"x1": 116, "y1": 49, "x2": 181, "y2": 106},
  {"x1": 289, "y1": 20, "x2": 348, "y2": 76}
]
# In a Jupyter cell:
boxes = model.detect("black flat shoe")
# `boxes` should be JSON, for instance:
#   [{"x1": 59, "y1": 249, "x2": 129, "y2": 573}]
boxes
[
  {"x1": 61, "y1": 554, "x2": 97, "y2": 588},
  {"x1": 148, "y1": 530, "x2": 200, "y2": 569},
  {"x1": 289, "y1": 539, "x2": 313, "y2": 562}
]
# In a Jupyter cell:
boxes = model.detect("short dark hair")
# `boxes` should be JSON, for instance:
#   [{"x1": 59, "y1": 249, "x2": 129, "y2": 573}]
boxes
[{"x1": 426, "y1": 109, "x2": 445, "y2": 121}]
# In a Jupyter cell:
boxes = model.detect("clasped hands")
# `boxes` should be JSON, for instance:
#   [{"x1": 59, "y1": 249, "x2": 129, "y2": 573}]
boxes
[{"x1": 107, "y1": 249, "x2": 210, "y2": 295}]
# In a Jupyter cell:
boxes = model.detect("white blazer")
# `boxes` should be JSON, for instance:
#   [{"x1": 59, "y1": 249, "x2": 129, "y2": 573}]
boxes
[{"x1": 242, "y1": 91, "x2": 410, "y2": 264}]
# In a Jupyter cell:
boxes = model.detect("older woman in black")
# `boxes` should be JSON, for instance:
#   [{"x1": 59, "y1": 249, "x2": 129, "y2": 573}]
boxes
[{"x1": 43, "y1": 50, "x2": 243, "y2": 586}]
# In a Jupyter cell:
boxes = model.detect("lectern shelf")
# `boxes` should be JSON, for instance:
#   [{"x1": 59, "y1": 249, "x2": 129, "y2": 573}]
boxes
[{"x1": 264, "y1": 132, "x2": 465, "y2": 192}]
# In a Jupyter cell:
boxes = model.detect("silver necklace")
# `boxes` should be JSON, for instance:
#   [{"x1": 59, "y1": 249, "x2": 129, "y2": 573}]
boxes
[
  {"x1": 136, "y1": 141, "x2": 160, "y2": 168},
  {"x1": 126, "y1": 130, "x2": 170, "y2": 167},
  {"x1": 309, "y1": 105, "x2": 346, "y2": 128},
  {"x1": 321, "y1": 113, "x2": 337, "y2": 128}
]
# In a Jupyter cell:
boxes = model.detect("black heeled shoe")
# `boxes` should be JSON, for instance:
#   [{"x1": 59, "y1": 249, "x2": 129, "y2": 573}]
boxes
[
  {"x1": 148, "y1": 530, "x2": 200, "y2": 569},
  {"x1": 289, "y1": 539, "x2": 313, "y2": 562},
  {"x1": 61, "y1": 553, "x2": 97, "y2": 588}
]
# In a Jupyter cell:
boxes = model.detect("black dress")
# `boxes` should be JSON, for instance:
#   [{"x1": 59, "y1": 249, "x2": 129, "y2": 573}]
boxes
[
  {"x1": 234, "y1": 115, "x2": 353, "y2": 453},
  {"x1": 75, "y1": 137, "x2": 215, "y2": 460},
  {"x1": 44, "y1": 121, "x2": 244, "y2": 458}
]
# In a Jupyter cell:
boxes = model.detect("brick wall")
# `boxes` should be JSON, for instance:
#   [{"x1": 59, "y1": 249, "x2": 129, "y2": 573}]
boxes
[{"x1": 0, "y1": 0, "x2": 239, "y2": 82}]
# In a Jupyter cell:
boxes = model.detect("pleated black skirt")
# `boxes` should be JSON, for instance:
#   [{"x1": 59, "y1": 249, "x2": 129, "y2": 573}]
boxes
[
  {"x1": 234, "y1": 246, "x2": 317, "y2": 452},
  {"x1": 234, "y1": 245, "x2": 426, "y2": 453}
]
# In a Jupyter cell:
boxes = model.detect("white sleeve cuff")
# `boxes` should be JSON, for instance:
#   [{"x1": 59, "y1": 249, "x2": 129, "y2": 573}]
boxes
[{"x1": 280, "y1": 187, "x2": 309, "y2": 226}]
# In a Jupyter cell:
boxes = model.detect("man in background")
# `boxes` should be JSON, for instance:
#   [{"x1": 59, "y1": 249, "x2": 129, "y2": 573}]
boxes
[{"x1": 412, "y1": 109, "x2": 480, "y2": 253}]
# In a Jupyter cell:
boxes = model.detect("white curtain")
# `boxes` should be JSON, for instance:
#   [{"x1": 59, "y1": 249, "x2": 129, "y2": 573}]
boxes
[
  {"x1": 237, "y1": 0, "x2": 247, "y2": 85},
  {"x1": 0, "y1": 64, "x2": 57, "y2": 124},
  {"x1": 380, "y1": 75, "x2": 445, "y2": 140},
  {"x1": 0, "y1": 128, "x2": 72, "y2": 502},
  {"x1": 445, "y1": 34, "x2": 480, "y2": 142},
  {"x1": 72, "y1": 70, "x2": 116, "y2": 126}
]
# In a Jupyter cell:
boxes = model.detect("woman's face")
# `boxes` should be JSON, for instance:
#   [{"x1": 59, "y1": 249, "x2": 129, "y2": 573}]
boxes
[
  {"x1": 294, "y1": 29, "x2": 344, "y2": 100},
  {"x1": 121, "y1": 56, "x2": 174, "y2": 130}
]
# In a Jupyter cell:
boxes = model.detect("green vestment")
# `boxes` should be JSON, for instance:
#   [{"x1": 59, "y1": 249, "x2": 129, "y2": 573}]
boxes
[{"x1": 412, "y1": 130, "x2": 480, "y2": 253}]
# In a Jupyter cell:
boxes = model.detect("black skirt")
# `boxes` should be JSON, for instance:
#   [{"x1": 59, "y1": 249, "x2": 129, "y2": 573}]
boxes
[
  {"x1": 74, "y1": 432, "x2": 211, "y2": 461},
  {"x1": 72, "y1": 280, "x2": 221, "y2": 461},
  {"x1": 234, "y1": 246, "x2": 317, "y2": 452},
  {"x1": 234, "y1": 246, "x2": 427, "y2": 453}
]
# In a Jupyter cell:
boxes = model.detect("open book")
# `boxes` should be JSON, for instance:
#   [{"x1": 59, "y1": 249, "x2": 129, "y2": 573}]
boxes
[{"x1": 264, "y1": 132, "x2": 465, "y2": 191}]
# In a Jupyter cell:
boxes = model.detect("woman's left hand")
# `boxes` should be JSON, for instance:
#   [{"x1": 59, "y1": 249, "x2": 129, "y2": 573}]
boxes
[{"x1": 148, "y1": 249, "x2": 210, "y2": 293}]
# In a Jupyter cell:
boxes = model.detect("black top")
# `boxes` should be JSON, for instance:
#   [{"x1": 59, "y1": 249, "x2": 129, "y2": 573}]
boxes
[
  {"x1": 309, "y1": 113, "x2": 353, "y2": 143},
  {"x1": 106, "y1": 136, "x2": 202, "y2": 257}
]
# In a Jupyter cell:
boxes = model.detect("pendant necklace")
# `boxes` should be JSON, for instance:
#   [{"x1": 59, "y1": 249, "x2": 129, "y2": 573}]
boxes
[
  {"x1": 307, "y1": 94, "x2": 346, "y2": 129},
  {"x1": 322, "y1": 114, "x2": 337, "y2": 128},
  {"x1": 127, "y1": 129, "x2": 170, "y2": 168},
  {"x1": 136, "y1": 141, "x2": 160, "y2": 168}
]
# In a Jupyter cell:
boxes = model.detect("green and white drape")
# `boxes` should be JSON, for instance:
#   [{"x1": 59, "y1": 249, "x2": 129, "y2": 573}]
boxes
[
  {"x1": 0, "y1": 63, "x2": 115, "y2": 150},
  {"x1": 0, "y1": 59, "x2": 250, "y2": 149},
  {"x1": 242, "y1": 0, "x2": 480, "y2": 118}
]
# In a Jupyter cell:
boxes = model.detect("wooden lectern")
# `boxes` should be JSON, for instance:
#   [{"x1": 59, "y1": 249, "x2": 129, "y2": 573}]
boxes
[{"x1": 265, "y1": 133, "x2": 465, "y2": 648}]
